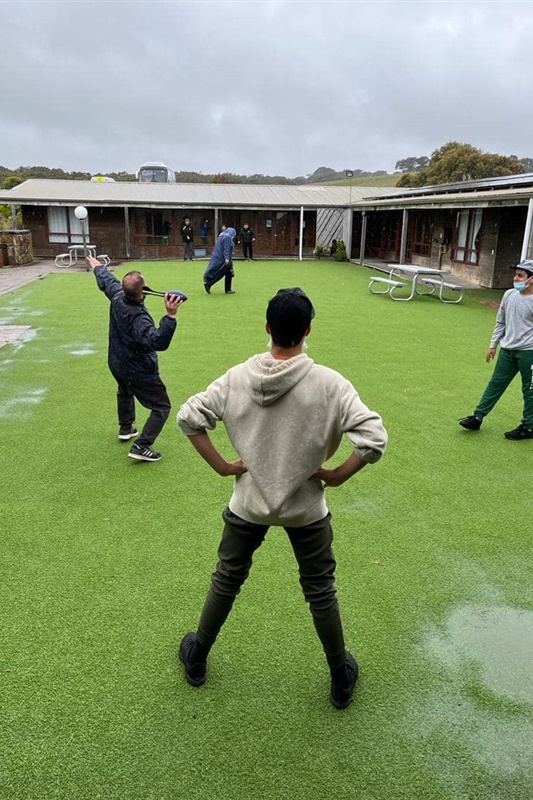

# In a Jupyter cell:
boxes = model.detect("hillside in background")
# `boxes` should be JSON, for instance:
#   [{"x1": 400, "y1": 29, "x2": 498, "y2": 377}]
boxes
[{"x1": 0, "y1": 164, "x2": 399, "y2": 188}]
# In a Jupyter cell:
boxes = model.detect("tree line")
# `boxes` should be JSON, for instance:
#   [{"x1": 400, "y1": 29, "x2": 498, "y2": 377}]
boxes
[
  {"x1": 2, "y1": 143, "x2": 533, "y2": 191},
  {"x1": 0, "y1": 164, "x2": 391, "y2": 190}
]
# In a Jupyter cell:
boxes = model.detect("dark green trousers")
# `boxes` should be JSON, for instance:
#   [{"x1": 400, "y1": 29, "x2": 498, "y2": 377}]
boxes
[
  {"x1": 474, "y1": 348, "x2": 533, "y2": 428},
  {"x1": 196, "y1": 507, "x2": 347, "y2": 669}
]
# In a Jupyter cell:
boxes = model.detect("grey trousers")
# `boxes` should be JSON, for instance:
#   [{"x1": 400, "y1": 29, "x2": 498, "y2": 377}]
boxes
[{"x1": 196, "y1": 507, "x2": 347, "y2": 668}]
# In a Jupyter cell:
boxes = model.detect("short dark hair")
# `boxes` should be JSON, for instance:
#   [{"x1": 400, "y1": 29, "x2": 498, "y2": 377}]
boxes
[
  {"x1": 266, "y1": 288, "x2": 314, "y2": 348},
  {"x1": 122, "y1": 271, "x2": 145, "y2": 298}
]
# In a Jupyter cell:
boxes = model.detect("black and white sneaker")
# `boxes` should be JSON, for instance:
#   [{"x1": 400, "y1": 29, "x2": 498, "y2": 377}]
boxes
[
  {"x1": 203, "y1": 282, "x2": 211, "y2": 294},
  {"x1": 118, "y1": 426, "x2": 139, "y2": 441},
  {"x1": 128, "y1": 443, "x2": 162, "y2": 462}
]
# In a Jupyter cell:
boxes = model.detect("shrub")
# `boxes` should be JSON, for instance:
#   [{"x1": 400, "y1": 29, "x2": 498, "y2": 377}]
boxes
[
  {"x1": 334, "y1": 240, "x2": 348, "y2": 261},
  {"x1": 313, "y1": 243, "x2": 329, "y2": 259}
]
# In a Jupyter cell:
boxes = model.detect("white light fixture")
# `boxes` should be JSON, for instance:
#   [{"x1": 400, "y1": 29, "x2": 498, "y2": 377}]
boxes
[{"x1": 74, "y1": 206, "x2": 89, "y2": 267}]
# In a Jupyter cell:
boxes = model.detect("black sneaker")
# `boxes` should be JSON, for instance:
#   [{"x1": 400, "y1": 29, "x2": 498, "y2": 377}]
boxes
[
  {"x1": 179, "y1": 632, "x2": 207, "y2": 686},
  {"x1": 504, "y1": 423, "x2": 533, "y2": 440},
  {"x1": 458, "y1": 415, "x2": 482, "y2": 431},
  {"x1": 128, "y1": 443, "x2": 161, "y2": 461},
  {"x1": 330, "y1": 651, "x2": 359, "y2": 710},
  {"x1": 203, "y1": 282, "x2": 211, "y2": 294},
  {"x1": 225, "y1": 290, "x2": 236, "y2": 295},
  {"x1": 118, "y1": 426, "x2": 139, "y2": 441}
]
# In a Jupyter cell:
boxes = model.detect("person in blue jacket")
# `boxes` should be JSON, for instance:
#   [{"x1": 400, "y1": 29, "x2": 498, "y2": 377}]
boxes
[{"x1": 203, "y1": 227, "x2": 236, "y2": 295}]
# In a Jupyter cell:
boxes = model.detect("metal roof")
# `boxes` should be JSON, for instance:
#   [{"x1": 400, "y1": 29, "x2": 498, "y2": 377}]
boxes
[
  {"x1": 0, "y1": 179, "x2": 401, "y2": 209},
  {"x1": 388, "y1": 171, "x2": 533, "y2": 199},
  {"x1": 353, "y1": 184, "x2": 533, "y2": 211}
]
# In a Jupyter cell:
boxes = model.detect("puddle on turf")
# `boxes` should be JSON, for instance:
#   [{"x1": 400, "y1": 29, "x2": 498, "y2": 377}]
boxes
[
  {"x1": 61, "y1": 343, "x2": 97, "y2": 356},
  {"x1": 410, "y1": 604, "x2": 533, "y2": 793},
  {"x1": 0, "y1": 387, "x2": 48, "y2": 419}
]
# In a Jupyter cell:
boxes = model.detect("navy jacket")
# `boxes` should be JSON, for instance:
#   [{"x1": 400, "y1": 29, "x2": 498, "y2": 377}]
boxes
[{"x1": 94, "y1": 266, "x2": 176, "y2": 381}]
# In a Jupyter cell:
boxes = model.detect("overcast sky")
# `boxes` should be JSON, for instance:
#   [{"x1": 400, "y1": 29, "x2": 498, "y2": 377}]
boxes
[{"x1": 3, "y1": 0, "x2": 533, "y2": 178}]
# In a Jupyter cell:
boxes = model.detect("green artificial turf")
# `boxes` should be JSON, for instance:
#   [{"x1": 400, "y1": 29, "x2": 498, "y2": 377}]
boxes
[{"x1": 1, "y1": 260, "x2": 533, "y2": 800}]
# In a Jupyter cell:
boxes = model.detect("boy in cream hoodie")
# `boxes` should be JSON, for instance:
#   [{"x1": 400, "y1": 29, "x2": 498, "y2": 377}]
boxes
[{"x1": 177, "y1": 288, "x2": 387, "y2": 708}]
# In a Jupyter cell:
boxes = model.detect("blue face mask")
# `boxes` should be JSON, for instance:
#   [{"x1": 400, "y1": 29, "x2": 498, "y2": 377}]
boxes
[{"x1": 514, "y1": 281, "x2": 528, "y2": 292}]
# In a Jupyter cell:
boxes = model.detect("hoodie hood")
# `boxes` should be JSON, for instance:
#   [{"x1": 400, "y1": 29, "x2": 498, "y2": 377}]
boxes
[
  {"x1": 224, "y1": 227, "x2": 236, "y2": 237},
  {"x1": 244, "y1": 352, "x2": 314, "y2": 406}
]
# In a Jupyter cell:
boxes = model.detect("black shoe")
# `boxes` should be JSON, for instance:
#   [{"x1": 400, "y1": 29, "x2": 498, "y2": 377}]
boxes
[
  {"x1": 504, "y1": 423, "x2": 533, "y2": 440},
  {"x1": 330, "y1": 651, "x2": 359, "y2": 710},
  {"x1": 179, "y1": 632, "x2": 207, "y2": 686},
  {"x1": 225, "y1": 290, "x2": 236, "y2": 294},
  {"x1": 458, "y1": 415, "x2": 482, "y2": 431},
  {"x1": 118, "y1": 426, "x2": 139, "y2": 441},
  {"x1": 128, "y1": 443, "x2": 161, "y2": 462},
  {"x1": 203, "y1": 282, "x2": 211, "y2": 294}
]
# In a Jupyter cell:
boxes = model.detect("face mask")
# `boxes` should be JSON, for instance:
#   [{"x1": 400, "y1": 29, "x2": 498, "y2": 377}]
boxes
[{"x1": 514, "y1": 281, "x2": 528, "y2": 292}]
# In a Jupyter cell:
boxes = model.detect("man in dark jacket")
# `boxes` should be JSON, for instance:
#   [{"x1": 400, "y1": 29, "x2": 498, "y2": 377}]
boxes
[
  {"x1": 181, "y1": 218, "x2": 194, "y2": 261},
  {"x1": 202, "y1": 227, "x2": 236, "y2": 295},
  {"x1": 238, "y1": 223, "x2": 255, "y2": 260},
  {"x1": 88, "y1": 256, "x2": 184, "y2": 462}
]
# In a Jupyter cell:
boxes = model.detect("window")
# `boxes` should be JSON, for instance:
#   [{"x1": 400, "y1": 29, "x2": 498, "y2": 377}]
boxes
[
  {"x1": 410, "y1": 214, "x2": 432, "y2": 257},
  {"x1": 138, "y1": 167, "x2": 170, "y2": 183},
  {"x1": 145, "y1": 211, "x2": 164, "y2": 238},
  {"x1": 452, "y1": 210, "x2": 482, "y2": 264},
  {"x1": 47, "y1": 207, "x2": 88, "y2": 244}
]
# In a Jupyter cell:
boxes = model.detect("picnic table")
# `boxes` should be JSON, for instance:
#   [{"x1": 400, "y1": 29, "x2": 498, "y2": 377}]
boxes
[
  {"x1": 54, "y1": 245, "x2": 109, "y2": 269},
  {"x1": 368, "y1": 264, "x2": 464, "y2": 303}
]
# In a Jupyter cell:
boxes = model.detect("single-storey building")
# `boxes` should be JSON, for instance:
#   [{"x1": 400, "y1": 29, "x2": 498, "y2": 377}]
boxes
[
  {"x1": 352, "y1": 173, "x2": 533, "y2": 288},
  {"x1": 0, "y1": 179, "x2": 399, "y2": 263}
]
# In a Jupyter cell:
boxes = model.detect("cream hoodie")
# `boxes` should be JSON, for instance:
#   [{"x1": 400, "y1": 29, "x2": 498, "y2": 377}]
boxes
[{"x1": 178, "y1": 352, "x2": 387, "y2": 527}]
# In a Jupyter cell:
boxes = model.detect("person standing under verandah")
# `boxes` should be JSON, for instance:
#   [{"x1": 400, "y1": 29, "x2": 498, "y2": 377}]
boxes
[
  {"x1": 181, "y1": 218, "x2": 194, "y2": 261},
  {"x1": 238, "y1": 223, "x2": 256, "y2": 260}
]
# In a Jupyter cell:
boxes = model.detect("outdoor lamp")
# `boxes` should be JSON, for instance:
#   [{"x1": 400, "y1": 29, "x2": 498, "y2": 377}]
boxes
[{"x1": 74, "y1": 205, "x2": 89, "y2": 264}]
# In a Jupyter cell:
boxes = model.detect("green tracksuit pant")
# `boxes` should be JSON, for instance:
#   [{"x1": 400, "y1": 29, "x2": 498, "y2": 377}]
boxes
[{"x1": 474, "y1": 348, "x2": 533, "y2": 428}]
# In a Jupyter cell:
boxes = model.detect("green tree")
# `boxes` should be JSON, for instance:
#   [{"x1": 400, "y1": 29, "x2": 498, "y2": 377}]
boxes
[
  {"x1": 395, "y1": 156, "x2": 429, "y2": 173},
  {"x1": 407, "y1": 142, "x2": 523, "y2": 187},
  {"x1": 2, "y1": 175, "x2": 24, "y2": 189}
]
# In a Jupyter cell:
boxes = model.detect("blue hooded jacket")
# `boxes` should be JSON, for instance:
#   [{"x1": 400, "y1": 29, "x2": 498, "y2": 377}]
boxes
[{"x1": 208, "y1": 228, "x2": 235, "y2": 268}]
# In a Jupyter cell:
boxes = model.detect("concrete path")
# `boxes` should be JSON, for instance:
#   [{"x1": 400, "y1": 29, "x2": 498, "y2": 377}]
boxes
[{"x1": 0, "y1": 260, "x2": 92, "y2": 297}]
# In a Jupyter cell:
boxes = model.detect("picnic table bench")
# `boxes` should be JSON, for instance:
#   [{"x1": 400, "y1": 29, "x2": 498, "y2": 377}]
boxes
[{"x1": 368, "y1": 264, "x2": 465, "y2": 303}]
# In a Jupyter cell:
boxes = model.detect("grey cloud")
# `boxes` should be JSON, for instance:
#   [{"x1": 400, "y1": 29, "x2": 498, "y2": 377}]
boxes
[{"x1": 3, "y1": 0, "x2": 533, "y2": 177}]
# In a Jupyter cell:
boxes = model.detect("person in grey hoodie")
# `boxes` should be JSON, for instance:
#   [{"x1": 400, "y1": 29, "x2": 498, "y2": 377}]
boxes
[{"x1": 177, "y1": 288, "x2": 387, "y2": 708}]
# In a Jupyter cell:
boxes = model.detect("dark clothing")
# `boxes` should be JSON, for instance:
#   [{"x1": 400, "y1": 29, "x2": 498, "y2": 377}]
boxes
[
  {"x1": 181, "y1": 224, "x2": 194, "y2": 243},
  {"x1": 113, "y1": 373, "x2": 171, "y2": 448},
  {"x1": 94, "y1": 266, "x2": 176, "y2": 381},
  {"x1": 181, "y1": 224, "x2": 194, "y2": 260},
  {"x1": 238, "y1": 226, "x2": 254, "y2": 243},
  {"x1": 203, "y1": 227, "x2": 236, "y2": 290},
  {"x1": 94, "y1": 266, "x2": 176, "y2": 446},
  {"x1": 238, "y1": 226, "x2": 255, "y2": 260},
  {"x1": 196, "y1": 508, "x2": 346, "y2": 668}
]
